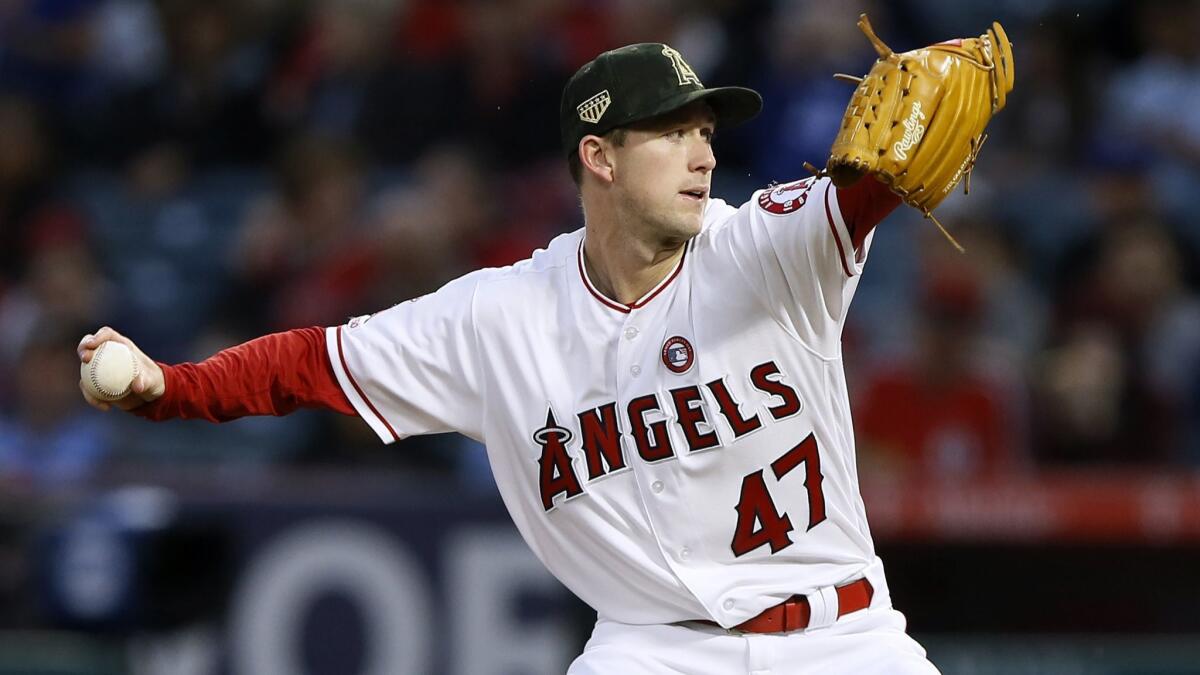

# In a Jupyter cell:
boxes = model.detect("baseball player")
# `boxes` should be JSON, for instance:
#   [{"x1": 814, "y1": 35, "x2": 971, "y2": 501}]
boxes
[{"x1": 80, "y1": 28, "x2": 1012, "y2": 673}]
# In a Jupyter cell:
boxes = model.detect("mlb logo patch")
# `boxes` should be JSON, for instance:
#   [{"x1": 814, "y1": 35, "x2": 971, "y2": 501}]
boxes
[{"x1": 661, "y1": 336, "x2": 695, "y2": 374}]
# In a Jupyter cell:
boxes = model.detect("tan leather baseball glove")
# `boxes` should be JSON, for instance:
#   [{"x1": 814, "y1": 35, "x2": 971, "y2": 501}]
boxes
[{"x1": 824, "y1": 15, "x2": 1014, "y2": 250}]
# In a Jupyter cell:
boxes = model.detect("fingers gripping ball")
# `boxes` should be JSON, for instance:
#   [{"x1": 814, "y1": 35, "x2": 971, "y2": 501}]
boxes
[
  {"x1": 826, "y1": 14, "x2": 1015, "y2": 249},
  {"x1": 82, "y1": 341, "x2": 139, "y2": 401}
]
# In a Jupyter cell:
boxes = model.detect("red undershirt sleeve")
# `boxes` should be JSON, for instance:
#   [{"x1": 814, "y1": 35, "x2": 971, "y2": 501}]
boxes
[
  {"x1": 130, "y1": 327, "x2": 356, "y2": 422},
  {"x1": 836, "y1": 176, "x2": 902, "y2": 250}
]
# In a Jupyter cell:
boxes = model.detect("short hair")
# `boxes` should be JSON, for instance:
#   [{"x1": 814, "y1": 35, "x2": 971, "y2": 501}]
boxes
[{"x1": 567, "y1": 128, "x2": 628, "y2": 186}]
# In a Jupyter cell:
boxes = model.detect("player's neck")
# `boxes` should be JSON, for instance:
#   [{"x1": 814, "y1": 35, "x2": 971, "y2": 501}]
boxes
[{"x1": 581, "y1": 223, "x2": 685, "y2": 306}]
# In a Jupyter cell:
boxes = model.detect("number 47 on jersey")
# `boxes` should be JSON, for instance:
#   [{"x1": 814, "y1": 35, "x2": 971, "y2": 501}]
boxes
[{"x1": 731, "y1": 433, "x2": 826, "y2": 557}]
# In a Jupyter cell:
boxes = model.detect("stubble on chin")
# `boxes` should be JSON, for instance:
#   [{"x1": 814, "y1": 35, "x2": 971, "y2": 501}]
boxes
[
  {"x1": 616, "y1": 191, "x2": 703, "y2": 248},
  {"x1": 651, "y1": 211, "x2": 702, "y2": 248},
  {"x1": 670, "y1": 201, "x2": 706, "y2": 237}
]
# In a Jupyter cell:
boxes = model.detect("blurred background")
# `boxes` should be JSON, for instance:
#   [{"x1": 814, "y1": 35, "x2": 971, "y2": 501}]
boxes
[{"x1": 1, "y1": 0, "x2": 1199, "y2": 673}]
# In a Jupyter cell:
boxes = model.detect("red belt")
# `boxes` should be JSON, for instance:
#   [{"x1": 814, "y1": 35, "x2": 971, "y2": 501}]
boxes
[{"x1": 701, "y1": 578, "x2": 874, "y2": 634}]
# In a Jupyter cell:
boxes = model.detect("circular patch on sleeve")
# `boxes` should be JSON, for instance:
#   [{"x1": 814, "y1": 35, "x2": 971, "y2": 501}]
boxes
[
  {"x1": 661, "y1": 336, "x2": 695, "y2": 374},
  {"x1": 757, "y1": 177, "x2": 816, "y2": 215}
]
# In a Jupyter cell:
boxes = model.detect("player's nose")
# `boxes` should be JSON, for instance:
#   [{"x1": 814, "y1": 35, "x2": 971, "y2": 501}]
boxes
[{"x1": 690, "y1": 136, "x2": 716, "y2": 174}]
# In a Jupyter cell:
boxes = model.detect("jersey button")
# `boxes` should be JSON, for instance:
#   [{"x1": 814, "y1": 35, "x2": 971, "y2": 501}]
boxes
[
  {"x1": 679, "y1": 547, "x2": 691, "y2": 560},
  {"x1": 650, "y1": 480, "x2": 664, "y2": 494},
  {"x1": 630, "y1": 365, "x2": 642, "y2": 377},
  {"x1": 723, "y1": 599, "x2": 735, "y2": 611},
  {"x1": 624, "y1": 326, "x2": 639, "y2": 340}
]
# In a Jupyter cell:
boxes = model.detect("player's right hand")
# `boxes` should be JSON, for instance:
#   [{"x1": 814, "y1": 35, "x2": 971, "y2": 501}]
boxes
[{"x1": 77, "y1": 327, "x2": 166, "y2": 412}]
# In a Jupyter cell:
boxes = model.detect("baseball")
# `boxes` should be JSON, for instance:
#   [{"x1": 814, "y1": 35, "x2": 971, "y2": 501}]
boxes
[{"x1": 81, "y1": 340, "x2": 139, "y2": 401}]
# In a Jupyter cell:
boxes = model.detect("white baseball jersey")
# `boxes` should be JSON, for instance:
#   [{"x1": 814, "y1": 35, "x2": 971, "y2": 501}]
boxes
[{"x1": 326, "y1": 175, "x2": 882, "y2": 627}]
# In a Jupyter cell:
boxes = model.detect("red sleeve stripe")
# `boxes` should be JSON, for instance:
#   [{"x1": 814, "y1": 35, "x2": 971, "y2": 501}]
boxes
[
  {"x1": 330, "y1": 326, "x2": 401, "y2": 443},
  {"x1": 824, "y1": 182, "x2": 854, "y2": 278}
]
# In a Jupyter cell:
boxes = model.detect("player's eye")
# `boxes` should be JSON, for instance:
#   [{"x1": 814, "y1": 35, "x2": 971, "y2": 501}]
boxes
[
  {"x1": 701, "y1": 128, "x2": 715, "y2": 143},
  {"x1": 666, "y1": 129, "x2": 685, "y2": 140}
]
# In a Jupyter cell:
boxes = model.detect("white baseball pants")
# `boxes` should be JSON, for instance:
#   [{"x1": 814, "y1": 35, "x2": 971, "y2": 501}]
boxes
[{"x1": 567, "y1": 606, "x2": 940, "y2": 674}]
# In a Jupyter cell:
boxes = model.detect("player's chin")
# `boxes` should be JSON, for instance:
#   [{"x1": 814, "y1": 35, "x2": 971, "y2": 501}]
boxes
[{"x1": 661, "y1": 217, "x2": 702, "y2": 244}]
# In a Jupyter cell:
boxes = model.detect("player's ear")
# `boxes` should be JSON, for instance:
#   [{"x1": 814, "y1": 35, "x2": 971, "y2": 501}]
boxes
[{"x1": 580, "y1": 136, "x2": 615, "y2": 184}]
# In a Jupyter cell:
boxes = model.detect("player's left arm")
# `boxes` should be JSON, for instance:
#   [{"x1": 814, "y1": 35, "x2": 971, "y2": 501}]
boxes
[
  {"x1": 700, "y1": 177, "x2": 887, "y2": 357},
  {"x1": 835, "y1": 176, "x2": 902, "y2": 250}
]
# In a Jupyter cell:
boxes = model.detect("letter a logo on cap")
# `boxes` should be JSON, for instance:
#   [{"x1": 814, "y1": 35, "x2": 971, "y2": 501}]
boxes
[
  {"x1": 577, "y1": 90, "x2": 611, "y2": 124},
  {"x1": 661, "y1": 46, "x2": 701, "y2": 87}
]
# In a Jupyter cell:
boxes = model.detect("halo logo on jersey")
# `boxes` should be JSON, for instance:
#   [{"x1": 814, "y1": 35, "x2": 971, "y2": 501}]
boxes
[
  {"x1": 534, "y1": 409, "x2": 583, "y2": 511},
  {"x1": 757, "y1": 178, "x2": 815, "y2": 215},
  {"x1": 661, "y1": 336, "x2": 695, "y2": 374}
]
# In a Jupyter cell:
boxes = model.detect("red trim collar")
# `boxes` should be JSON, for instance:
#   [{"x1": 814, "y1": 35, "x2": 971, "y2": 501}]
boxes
[{"x1": 577, "y1": 240, "x2": 688, "y2": 314}]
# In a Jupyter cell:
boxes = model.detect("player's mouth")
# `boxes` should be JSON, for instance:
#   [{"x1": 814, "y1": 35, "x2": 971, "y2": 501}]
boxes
[{"x1": 679, "y1": 186, "x2": 708, "y2": 202}]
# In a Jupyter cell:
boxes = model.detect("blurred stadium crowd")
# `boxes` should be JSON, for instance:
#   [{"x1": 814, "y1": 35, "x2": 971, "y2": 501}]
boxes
[{"x1": 1, "y1": 0, "x2": 1199, "y2": 491}]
